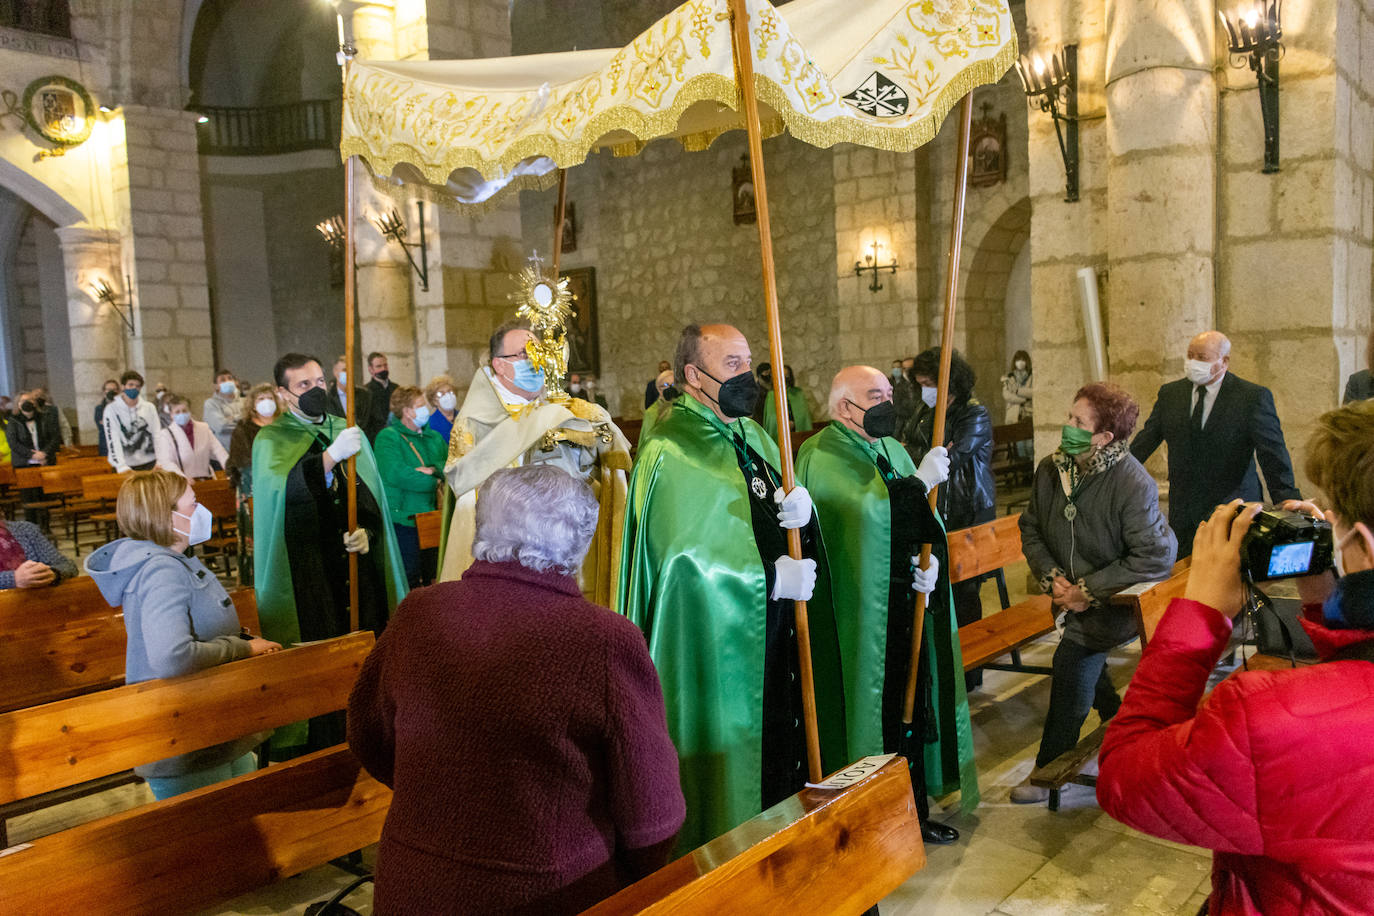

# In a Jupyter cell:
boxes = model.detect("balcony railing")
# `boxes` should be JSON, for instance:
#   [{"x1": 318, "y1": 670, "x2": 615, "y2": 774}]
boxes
[
  {"x1": 195, "y1": 99, "x2": 341, "y2": 157},
  {"x1": 0, "y1": 0, "x2": 71, "y2": 38}
]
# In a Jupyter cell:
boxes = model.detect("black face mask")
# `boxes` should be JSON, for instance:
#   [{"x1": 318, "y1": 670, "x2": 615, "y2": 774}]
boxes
[
  {"x1": 19, "y1": 400, "x2": 35, "y2": 416},
  {"x1": 104, "y1": 389, "x2": 117, "y2": 402},
  {"x1": 661, "y1": 385, "x2": 680, "y2": 402},
  {"x1": 374, "y1": 369, "x2": 390, "y2": 383},
  {"x1": 295, "y1": 386, "x2": 333, "y2": 420},
  {"x1": 35, "y1": 397, "x2": 47, "y2": 409},
  {"x1": 849, "y1": 398, "x2": 897, "y2": 439},
  {"x1": 694, "y1": 367, "x2": 759, "y2": 419}
]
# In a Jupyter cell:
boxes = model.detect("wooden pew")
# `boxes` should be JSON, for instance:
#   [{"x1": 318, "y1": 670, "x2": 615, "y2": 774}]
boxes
[
  {"x1": 946, "y1": 514, "x2": 1056, "y2": 675},
  {"x1": 1028, "y1": 558, "x2": 1193, "y2": 809},
  {"x1": 0, "y1": 579, "x2": 261, "y2": 713},
  {"x1": 415, "y1": 508, "x2": 443, "y2": 550},
  {"x1": 0, "y1": 632, "x2": 384, "y2": 913},
  {"x1": 990, "y1": 418, "x2": 1034, "y2": 491},
  {"x1": 586, "y1": 756, "x2": 925, "y2": 915}
]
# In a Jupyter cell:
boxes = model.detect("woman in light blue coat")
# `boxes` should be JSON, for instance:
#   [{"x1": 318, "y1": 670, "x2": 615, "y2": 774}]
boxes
[{"x1": 85, "y1": 469, "x2": 281, "y2": 799}]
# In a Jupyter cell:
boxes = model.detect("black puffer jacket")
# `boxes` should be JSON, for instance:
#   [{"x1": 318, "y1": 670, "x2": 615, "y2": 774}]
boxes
[{"x1": 902, "y1": 398, "x2": 996, "y2": 528}]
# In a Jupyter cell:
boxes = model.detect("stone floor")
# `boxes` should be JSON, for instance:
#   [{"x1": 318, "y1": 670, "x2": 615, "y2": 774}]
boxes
[{"x1": 8, "y1": 562, "x2": 1215, "y2": 916}]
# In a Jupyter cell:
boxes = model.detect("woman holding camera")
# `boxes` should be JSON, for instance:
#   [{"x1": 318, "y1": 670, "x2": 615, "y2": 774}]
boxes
[
  {"x1": 1012, "y1": 382, "x2": 1177, "y2": 804},
  {"x1": 1099, "y1": 401, "x2": 1374, "y2": 915}
]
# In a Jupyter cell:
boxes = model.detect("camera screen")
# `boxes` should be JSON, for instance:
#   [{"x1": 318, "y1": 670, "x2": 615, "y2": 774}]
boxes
[{"x1": 1267, "y1": 541, "x2": 1315, "y2": 578}]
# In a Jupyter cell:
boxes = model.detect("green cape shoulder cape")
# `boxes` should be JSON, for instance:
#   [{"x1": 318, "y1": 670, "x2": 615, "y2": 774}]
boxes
[
  {"x1": 616, "y1": 394, "x2": 846, "y2": 851},
  {"x1": 797, "y1": 421, "x2": 979, "y2": 808},
  {"x1": 252, "y1": 412, "x2": 408, "y2": 648},
  {"x1": 762, "y1": 387, "x2": 814, "y2": 442}
]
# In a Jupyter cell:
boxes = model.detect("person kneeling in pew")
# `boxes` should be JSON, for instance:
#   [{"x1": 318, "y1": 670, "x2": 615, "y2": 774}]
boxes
[
  {"x1": 86, "y1": 469, "x2": 280, "y2": 799},
  {"x1": 1098, "y1": 400, "x2": 1374, "y2": 915},
  {"x1": 348, "y1": 465, "x2": 684, "y2": 914},
  {"x1": 1013, "y1": 383, "x2": 1176, "y2": 804}
]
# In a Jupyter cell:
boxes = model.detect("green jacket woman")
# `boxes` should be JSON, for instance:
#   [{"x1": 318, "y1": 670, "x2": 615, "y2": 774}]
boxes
[{"x1": 375, "y1": 393, "x2": 447, "y2": 587}]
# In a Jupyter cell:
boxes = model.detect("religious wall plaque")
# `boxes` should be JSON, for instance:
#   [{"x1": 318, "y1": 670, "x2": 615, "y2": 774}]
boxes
[
  {"x1": 732, "y1": 155, "x2": 756, "y2": 226},
  {"x1": 560, "y1": 267, "x2": 600, "y2": 376},
  {"x1": 968, "y1": 103, "x2": 1007, "y2": 188},
  {"x1": 22, "y1": 74, "x2": 93, "y2": 156}
]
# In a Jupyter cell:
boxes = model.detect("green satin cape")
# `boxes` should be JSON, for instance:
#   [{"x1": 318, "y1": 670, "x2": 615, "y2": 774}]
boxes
[
  {"x1": 616, "y1": 393, "x2": 847, "y2": 852},
  {"x1": 761, "y1": 387, "x2": 814, "y2": 442},
  {"x1": 251, "y1": 412, "x2": 408, "y2": 648},
  {"x1": 797, "y1": 421, "x2": 979, "y2": 808}
]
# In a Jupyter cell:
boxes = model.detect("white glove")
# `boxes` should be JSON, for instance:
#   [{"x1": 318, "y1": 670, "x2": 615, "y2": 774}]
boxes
[
  {"x1": 773, "y1": 485, "x2": 813, "y2": 529},
  {"x1": 326, "y1": 426, "x2": 365, "y2": 464},
  {"x1": 910, "y1": 554, "x2": 940, "y2": 595},
  {"x1": 343, "y1": 528, "x2": 370, "y2": 555},
  {"x1": 914, "y1": 446, "x2": 949, "y2": 492},
  {"x1": 771, "y1": 555, "x2": 817, "y2": 602}
]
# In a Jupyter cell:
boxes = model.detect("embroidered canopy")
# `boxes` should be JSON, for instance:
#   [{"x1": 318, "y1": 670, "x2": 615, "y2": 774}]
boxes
[{"x1": 339, "y1": 0, "x2": 1016, "y2": 204}]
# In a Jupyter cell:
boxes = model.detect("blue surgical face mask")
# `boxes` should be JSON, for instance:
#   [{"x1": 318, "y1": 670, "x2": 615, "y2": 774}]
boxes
[
  {"x1": 218, "y1": 381, "x2": 236, "y2": 395},
  {"x1": 921, "y1": 386, "x2": 938, "y2": 408},
  {"x1": 511, "y1": 359, "x2": 545, "y2": 392},
  {"x1": 412, "y1": 406, "x2": 431, "y2": 427},
  {"x1": 124, "y1": 387, "x2": 140, "y2": 400},
  {"x1": 173, "y1": 412, "x2": 191, "y2": 427}
]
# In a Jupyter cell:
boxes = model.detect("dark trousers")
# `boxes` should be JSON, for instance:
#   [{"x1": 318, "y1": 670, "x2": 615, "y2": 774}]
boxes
[
  {"x1": 393, "y1": 523, "x2": 421, "y2": 589},
  {"x1": 1034, "y1": 636, "x2": 1122, "y2": 768}
]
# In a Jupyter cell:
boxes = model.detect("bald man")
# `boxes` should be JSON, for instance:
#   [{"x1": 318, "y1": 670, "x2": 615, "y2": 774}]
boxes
[
  {"x1": 617, "y1": 323, "x2": 847, "y2": 853},
  {"x1": 1131, "y1": 330, "x2": 1299, "y2": 556},
  {"x1": 796, "y1": 366, "x2": 977, "y2": 844}
]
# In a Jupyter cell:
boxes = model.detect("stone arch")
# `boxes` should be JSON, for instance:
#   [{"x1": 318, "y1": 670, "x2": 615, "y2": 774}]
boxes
[
  {"x1": 0, "y1": 158, "x2": 85, "y2": 228},
  {"x1": 959, "y1": 195, "x2": 1031, "y2": 413}
]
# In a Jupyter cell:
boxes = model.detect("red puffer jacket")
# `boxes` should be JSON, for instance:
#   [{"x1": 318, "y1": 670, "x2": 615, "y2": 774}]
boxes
[{"x1": 1098, "y1": 598, "x2": 1374, "y2": 915}]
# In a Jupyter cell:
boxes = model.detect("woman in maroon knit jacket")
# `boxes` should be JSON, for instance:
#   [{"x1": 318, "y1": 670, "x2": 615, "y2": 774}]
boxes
[{"x1": 348, "y1": 465, "x2": 685, "y2": 914}]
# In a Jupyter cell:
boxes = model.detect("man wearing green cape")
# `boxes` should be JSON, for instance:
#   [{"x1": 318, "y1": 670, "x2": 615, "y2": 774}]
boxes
[
  {"x1": 797, "y1": 365, "x2": 979, "y2": 844},
  {"x1": 760, "y1": 363, "x2": 813, "y2": 444},
  {"x1": 254, "y1": 353, "x2": 408, "y2": 752},
  {"x1": 617, "y1": 323, "x2": 847, "y2": 854}
]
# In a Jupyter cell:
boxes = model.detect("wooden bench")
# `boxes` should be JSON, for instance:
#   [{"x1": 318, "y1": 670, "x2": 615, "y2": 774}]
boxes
[
  {"x1": 946, "y1": 514, "x2": 1056, "y2": 676},
  {"x1": 990, "y1": 418, "x2": 1034, "y2": 491},
  {"x1": 40, "y1": 462, "x2": 115, "y2": 555},
  {"x1": 415, "y1": 508, "x2": 443, "y2": 551},
  {"x1": 1027, "y1": 557, "x2": 1193, "y2": 810},
  {"x1": 586, "y1": 756, "x2": 925, "y2": 915},
  {"x1": 0, "y1": 631, "x2": 386, "y2": 914}
]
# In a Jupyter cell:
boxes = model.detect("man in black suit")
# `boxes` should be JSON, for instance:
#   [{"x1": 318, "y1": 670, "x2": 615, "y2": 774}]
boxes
[
  {"x1": 7, "y1": 390, "x2": 63, "y2": 527},
  {"x1": 1131, "y1": 330, "x2": 1300, "y2": 556},
  {"x1": 362, "y1": 351, "x2": 397, "y2": 441},
  {"x1": 327, "y1": 356, "x2": 373, "y2": 429}
]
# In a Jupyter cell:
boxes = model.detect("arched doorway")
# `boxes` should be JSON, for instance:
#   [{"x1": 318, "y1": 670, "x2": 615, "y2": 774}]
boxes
[{"x1": 960, "y1": 197, "x2": 1030, "y2": 417}]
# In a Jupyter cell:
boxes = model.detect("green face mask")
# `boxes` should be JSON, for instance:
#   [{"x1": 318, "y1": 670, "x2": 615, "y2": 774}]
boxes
[{"x1": 1060, "y1": 424, "x2": 1094, "y2": 455}]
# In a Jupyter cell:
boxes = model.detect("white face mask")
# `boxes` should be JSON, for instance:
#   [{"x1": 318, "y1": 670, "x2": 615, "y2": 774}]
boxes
[
  {"x1": 437, "y1": 391, "x2": 457, "y2": 411},
  {"x1": 337, "y1": 371, "x2": 347, "y2": 387},
  {"x1": 173, "y1": 503, "x2": 213, "y2": 547},
  {"x1": 1184, "y1": 358, "x2": 1218, "y2": 386},
  {"x1": 921, "y1": 386, "x2": 938, "y2": 408},
  {"x1": 172, "y1": 412, "x2": 191, "y2": 427},
  {"x1": 255, "y1": 399, "x2": 276, "y2": 419},
  {"x1": 219, "y1": 381, "x2": 236, "y2": 395},
  {"x1": 1014, "y1": 360, "x2": 1027, "y2": 371}
]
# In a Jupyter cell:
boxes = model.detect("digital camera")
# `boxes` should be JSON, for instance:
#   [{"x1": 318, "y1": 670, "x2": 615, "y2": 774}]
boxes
[{"x1": 1240, "y1": 508, "x2": 1334, "y2": 582}]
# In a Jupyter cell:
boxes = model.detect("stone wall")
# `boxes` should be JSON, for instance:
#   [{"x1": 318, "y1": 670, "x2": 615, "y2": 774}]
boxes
[
  {"x1": 12, "y1": 217, "x2": 46, "y2": 390},
  {"x1": 520, "y1": 133, "x2": 838, "y2": 421}
]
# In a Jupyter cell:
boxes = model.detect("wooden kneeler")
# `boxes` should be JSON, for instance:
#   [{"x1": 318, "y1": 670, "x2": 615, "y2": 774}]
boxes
[{"x1": 585, "y1": 756, "x2": 925, "y2": 915}]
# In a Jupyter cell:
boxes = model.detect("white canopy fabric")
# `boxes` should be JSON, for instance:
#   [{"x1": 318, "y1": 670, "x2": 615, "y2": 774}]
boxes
[{"x1": 340, "y1": 0, "x2": 1016, "y2": 204}]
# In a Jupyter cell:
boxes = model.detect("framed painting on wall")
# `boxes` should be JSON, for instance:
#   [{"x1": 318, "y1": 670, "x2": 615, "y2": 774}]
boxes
[{"x1": 560, "y1": 266, "x2": 599, "y2": 376}]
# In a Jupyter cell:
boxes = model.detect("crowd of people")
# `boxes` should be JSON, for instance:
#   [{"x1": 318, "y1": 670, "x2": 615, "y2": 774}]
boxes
[{"x1": 3, "y1": 322, "x2": 1374, "y2": 915}]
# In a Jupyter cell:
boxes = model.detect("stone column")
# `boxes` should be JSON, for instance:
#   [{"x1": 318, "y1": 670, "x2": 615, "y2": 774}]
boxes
[
  {"x1": 55, "y1": 226, "x2": 128, "y2": 443},
  {"x1": 1025, "y1": 0, "x2": 1108, "y2": 458},
  {"x1": 1103, "y1": 0, "x2": 1217, "y2": 408}
]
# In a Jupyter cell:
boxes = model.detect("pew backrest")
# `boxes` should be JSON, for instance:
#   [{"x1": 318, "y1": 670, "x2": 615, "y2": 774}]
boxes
[
  {"x1": 946, "y1": 513, "x2": 1023, "y2": 585},
  {"x1": 0, "y1": 630, "x2": 374, "y2": 804},
  {"x1": 415, "y1": 508, "x2": 443, "y2": 550},
  {"x1": 1109, "y1": 557, "x2": 1192, "y2": 648}
]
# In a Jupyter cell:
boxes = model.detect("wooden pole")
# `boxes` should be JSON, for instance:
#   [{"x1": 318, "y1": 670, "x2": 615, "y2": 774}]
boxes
[
  {"x1": 343, "y1": 136, "x2": 360, "y2": 633},
  {"x1": 552, "y1": 168, "x2": 568, "y2": 277},
  {"x1": 902, "y1": 93, "x2": 975, "y2": 723},
  {"x1": 728, "y1": 0, "x2": 821, "y2": 784}
]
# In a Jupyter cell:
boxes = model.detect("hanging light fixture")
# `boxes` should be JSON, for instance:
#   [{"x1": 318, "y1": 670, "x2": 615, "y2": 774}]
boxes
[
  {"x1": 1219, "y1": 1, "x2": 1283, "y2": 173},
  {"x1": 1016, "y1": 45, "x2": 1078, "y2": 203}
]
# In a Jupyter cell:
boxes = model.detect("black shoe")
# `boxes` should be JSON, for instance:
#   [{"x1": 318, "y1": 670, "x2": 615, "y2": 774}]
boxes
[{"x1": 920, "y1": 820, "x2": 959, "y2": 845}]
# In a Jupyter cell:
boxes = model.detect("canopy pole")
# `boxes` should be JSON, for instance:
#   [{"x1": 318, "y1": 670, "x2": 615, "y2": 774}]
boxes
[
  {"x1": 903, "y1": 93, "x2": 975, "y2": 723},
  {"x1": 344, "y1": 147, "x2": 360, "y2": 633},
  {"x1": 728, "y1": 0, "x2": 821, "y2": 785},
  {"x1": 552, "y1": 169, "x2": 568, "y2": 277}
]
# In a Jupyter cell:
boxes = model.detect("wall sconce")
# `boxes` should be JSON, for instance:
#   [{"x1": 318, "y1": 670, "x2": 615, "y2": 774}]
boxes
[
  {"x1": 854, "y1": 239, "x2": 898, "y2": 293},
  {"x1": 1219, "y1": 1, "x2": 1282, "y2": 173},
  {"x1": 373, "y1": 204, "x2": 430, "y2": 291},
  {"x1": 1016, "y1": 44, "x2": 1078, "y2": 202},
  {"x1": 316, "y1": 215, "x2": 346, "y2": 287},
  {"x1": 90, "y1": 277, "x2": 135, "y2": 333}
]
